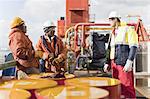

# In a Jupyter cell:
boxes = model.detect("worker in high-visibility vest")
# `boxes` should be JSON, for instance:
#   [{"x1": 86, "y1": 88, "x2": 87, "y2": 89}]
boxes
[{"x1": 104, "y1": 11, "x2": 138, "y2": 98}]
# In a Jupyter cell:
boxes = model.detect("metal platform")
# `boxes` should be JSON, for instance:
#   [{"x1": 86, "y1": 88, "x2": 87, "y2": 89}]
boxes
[{"x1": 135, "y1": 76, "x2": 150, "y2": 98}]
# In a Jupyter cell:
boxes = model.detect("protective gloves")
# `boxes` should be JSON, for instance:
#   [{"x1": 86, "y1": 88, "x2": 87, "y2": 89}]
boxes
[
  {"x1": 17, "y1": 70, "x2": 28, "y2": 80},
  {"x1": 35, "y1": 50, "x2": 54, "y2": 60},
  {"x1": 103, "y1": 64, "x2": 111, "y2": 73},
  {"x1": 35, "y1": 50, "x2": 43, "y2": 58},
  {"x1": 123, "y1": 59, "x2": 133, "y2": 72},
  {"x1": 52, "y1": 56, "x2": 64, "y2": 66},
  {"x1": 52, "y1": 58, "x2": 60, "y2": 66},
  {"x1": 48, "y1": 53, "x2": 54, "y2": 62}
]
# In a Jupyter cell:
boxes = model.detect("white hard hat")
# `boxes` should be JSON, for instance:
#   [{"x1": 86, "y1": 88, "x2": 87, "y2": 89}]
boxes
[
  {"x1": 108, "y1": 11, "x2": 121, "y2": 19},
  {"x1": 43, "y1": 21, "x2": 56, "y2": 28}
]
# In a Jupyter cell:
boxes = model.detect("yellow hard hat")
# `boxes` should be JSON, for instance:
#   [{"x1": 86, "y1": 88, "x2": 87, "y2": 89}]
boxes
[{"x1": 10, "y1": 17, "x2": 25, "y2": 29}]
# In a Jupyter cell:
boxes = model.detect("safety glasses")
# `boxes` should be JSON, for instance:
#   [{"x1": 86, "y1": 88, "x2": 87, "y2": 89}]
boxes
[
  {"x1": 44, "y1": 27, "x2": 55, "y2": 33},
  {"x1": 109, "y1": 17, "x2": 115, "y2": 21}
]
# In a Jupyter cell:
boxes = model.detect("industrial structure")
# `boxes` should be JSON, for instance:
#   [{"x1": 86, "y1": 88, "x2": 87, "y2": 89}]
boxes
[{"x1": 0, "y1": 0, "x2": 150, "y2": 98}]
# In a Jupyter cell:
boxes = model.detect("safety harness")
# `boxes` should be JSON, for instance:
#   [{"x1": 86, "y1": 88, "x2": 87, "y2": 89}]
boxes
[{"x1": 41, "y1": 35, "x2": 58, "y2": 58}]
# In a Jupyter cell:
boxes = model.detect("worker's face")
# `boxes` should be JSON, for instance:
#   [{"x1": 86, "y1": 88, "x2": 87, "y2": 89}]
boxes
[
  {"x1": 46, "y1": 27, "x2": 55, "y2": 37},
  {"x1": 109, "y1": 17, "x2": 117, "y2": 27},
  {"x1": 22, "y1": 24, "x2": 27, "y2": 33},
  {"x1": 19, "y1": 23, "x2": 27, "y2": 33}
]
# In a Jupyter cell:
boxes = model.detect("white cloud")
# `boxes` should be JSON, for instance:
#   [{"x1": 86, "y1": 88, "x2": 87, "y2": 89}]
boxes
[
  {"x1": 19, "y1": 0, "x2": 66, "y2": 46},
  {"x1": 0, "y1": 20, "x2": 5, "y2": 24},
  {"x1": 20, "y1": 0, "x2": 65, "y2": 21},
  {"x1": 90, "y1": 0, "x2": 150, "y2": 25},
  {"x1": 0, "y1": 0, "x2": 150, "y2": 48},
  {"x1": 0, "y1": 0, "x2": 66, "y2": 48},
  {"x1": 0, "y1": 19, "x2": 10, "y2": 48}
]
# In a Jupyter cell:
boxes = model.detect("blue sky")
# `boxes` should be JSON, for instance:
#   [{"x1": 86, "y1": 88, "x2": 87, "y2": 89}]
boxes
[{"x1": 0, "y1": 0, "x2": 150, "y2": 48}]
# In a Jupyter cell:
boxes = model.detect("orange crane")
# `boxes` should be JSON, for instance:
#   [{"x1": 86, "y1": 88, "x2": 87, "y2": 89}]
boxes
[
  {"x1": 127, "y1": 15, "x2": 150, "y2": 42},
  {"x1": 135, "y1": 19, "x2": 150, "y2": 42}
]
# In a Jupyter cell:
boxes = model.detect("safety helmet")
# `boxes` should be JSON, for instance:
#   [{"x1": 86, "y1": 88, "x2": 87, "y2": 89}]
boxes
[
  {"x1": 10, "y1": 17, "x2": 25, "y2": 29},
  {"x1": 43, "y1": 21, "x2": 56, "y2": 33},
  {"x1": 108, "y1": 11, "x2": 121, "y2": 19},
  {"x1": 43, "y1": 21, "x2": 56, "y2": 28}
]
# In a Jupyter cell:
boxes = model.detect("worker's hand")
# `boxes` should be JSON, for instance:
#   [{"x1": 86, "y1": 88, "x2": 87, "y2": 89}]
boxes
[
  {"x1": 48, "y1": 53, "x2": 54, "y2": 59},
  {"x1": 51, "y1": 65, "x2": 57, "y2": 73},
  {"x1": 17, "y1": 70, "x2": 28, "y2": 80},
  {"x1": 48, "y1": 57, "x2": 53, "y2": 63},
  {"x1": 35, "y1": 50, "x2": 43, "y2": 58},
  {"x1": 52, "y1": 58, "x2": 60, "y2": 66},
  {"x1": 45, "y1": 61, "x2": 49, "y2": 69},
  {"x1": 47, "y1": 53, "x2": 54, "y2": 63},
  {"x1": 42, "y1": 53, "x2": 49, "y2": 60},
  {"x1": 103, "y1": 64, "x2": 110, "y2": 73},
  {"x1": 123, "y1": 59, "x2": 133, "y2": 72}
]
